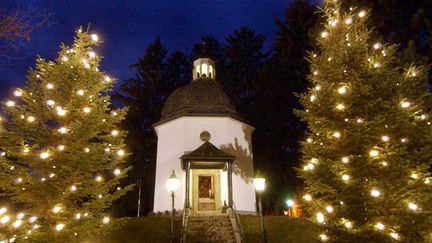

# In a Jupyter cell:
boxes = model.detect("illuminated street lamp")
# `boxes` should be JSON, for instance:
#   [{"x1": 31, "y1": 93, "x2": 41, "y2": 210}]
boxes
[
  {"x1": 167, "y1": 170, "x2": 179, "y2": 242},
  {"x1": 254, "y1": 171, "x2": 267, "y2": 243},
  {"x1": 286, "y1": 199, "x2": 294, "y2": 217}
]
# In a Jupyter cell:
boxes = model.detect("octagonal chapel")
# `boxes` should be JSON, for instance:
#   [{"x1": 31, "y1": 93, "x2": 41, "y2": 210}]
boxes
[{"x1": 153, "y1": 58, "x2": 256, "y2": 214}]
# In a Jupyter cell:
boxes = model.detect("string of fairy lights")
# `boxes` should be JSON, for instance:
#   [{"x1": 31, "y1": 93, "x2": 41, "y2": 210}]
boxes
[
  {"x1": 300, "y1": 4, "x2": 431, "y2": 242},
  {"x1": 0, "y1": 30, "x2": 127, "y2": 241}
]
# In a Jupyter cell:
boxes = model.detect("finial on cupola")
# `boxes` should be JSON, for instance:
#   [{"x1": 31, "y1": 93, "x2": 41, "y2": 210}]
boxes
[{"x1": 193, "y1": 58, "x2": 216, "y2": 80}]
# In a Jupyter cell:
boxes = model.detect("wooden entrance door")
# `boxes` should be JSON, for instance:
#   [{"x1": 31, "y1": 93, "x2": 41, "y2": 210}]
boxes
[
  {"x1": 198, "y1": 175, "x2": 215, "y2": 211},
  {"x1": 191, "y1": 169, "x2": 221, "y2": 213}
]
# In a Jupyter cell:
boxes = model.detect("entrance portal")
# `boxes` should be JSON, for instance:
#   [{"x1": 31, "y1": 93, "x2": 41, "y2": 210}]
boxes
[
  {"x1": 198, "y1": 175, "x2": 215, "y2": 211},
  {"x1": 192, "y1": 169, "x2": 222, "y2": 213}
]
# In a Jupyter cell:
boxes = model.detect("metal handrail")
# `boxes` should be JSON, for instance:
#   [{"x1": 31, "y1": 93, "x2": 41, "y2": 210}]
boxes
[
  {"x1": 180, "y1": 204, "x2": 188, "y2": 243},
  {"x1": 232, "y1": 202, "x2": 244, "y2": 241}
]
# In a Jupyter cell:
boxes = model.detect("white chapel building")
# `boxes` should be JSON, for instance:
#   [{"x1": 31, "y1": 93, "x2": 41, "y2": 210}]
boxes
[{"x1": 153, "y1": 57, "x2": 256, "y2": 214}]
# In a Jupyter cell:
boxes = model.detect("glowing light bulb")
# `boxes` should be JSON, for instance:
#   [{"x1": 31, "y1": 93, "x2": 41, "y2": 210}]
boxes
[
  {"x1": 304, "y1": 163, "x2": 315, "y2": 171},
  {"x1": 89, "y1": 51, "x2": 96, "y2": 58},
  {"x1": 369, "y1": 150, "x2": 379, "y2": 157},
  {"x1": 411, "y1": 173, "x2": 418, "y2": 179},
  {"x1": 29, "y1": 216, "x2": 37, "y2": 223},
  {"x1": 356, "y1": 118, "x2": 364, "y2": 123},
  {"x1": 117, "y1": 149, "x2": 125, "y2": 156},
  {"x1": 56, "y1": 107, "x2": 67, "y2": 116},
  {"x1": 341, "y1": 157, "x2": 349, "y2": 163},
  {"x1": 373, "y1": 43, "x2": 382, "y2": 49},
  {"x1": 46, "y1": 83, "x2": 54, "y2": 89},
  {"x1": 70, "y1": 185, "x2": 77, "y2": 191},
  {"x1": 102, "y1": 216, "x2": 110, "y2": 224},
  {"x1": 90, "y1": 34, "x2": 98, "y2": 42},
  {"x1": 58, "y1": 127, "x2": 67, "y2": 134},
  {"x1": 336, "y1": 103, "x2": 345, "y2": 110},
  {"x1": 381, "y1": 136, "x2": 389, "y2": 142},
  {"x1": 113, "y1": 169, "x2": 121, "y2": 176},
  {"x1": 321, "y1": 31, "x2": 329, "y2": 38},
  {"x1": 345, "y1": 18, "x2": 352, "y2": 25},
  {"x1": 75, "y1": 213, "x2": 81, "y2": 219},
  {"x1": 358, "y1": 10, "x2": 366, "y2": 18},
  {"x1": 344, "y1": 221, "x2": 353, "y2": 229},
  {"x1": 16, "y1": 177, "x2": 23, "y2": 183},
  {"x1": 401, "y1": 138, "x2": 407, "y2": 143},
  {"x1": 98, "y1": 194, "x2": 102, "y2": 199},
  {"x1": 84, "y1": 148, "x2": 90, "y2": 153},
  {"x1": 303, "y1": 194, "x2": 312, "y2": 201},
  {"x1": 50, "y1": 173, "x2": 55, "y2": 178},
  {"x1": 111, "y1": 130, "x2": 119, "y2": 136},
  {"x1": 342, "y1": 174, "x2": 350, "y2": 181},
  {"x1": 306, "y1": 138, "x2": 313, "y2": 143},
  {"x1": 17, "y1": 213, "x2": 24, "y2": 219},
  {"x1": 95, "y1": 176, "x2": 102, "y2": 182},
  {"x1": 55, "y1": 223, "x2": 65, "y2": 231},
  {"x1": 325, "y1": 206, "x2": 334, "y2": 213},
  {"x1": 0, "y1": 208, "x2": 6, "y2": 215},
  {"x1": 319, "y1": 234, "x2": 329, "y2": 241},
  {"x1": 381, "y1": 161, "x2": 388, "y2": 167},
  {"x1": 373, "y1": 63, "x2": 380, "y2": 68},
  {"x1": 425, "y1": 179, "x2": 430, "y2": 184},
  {"x1": 408, "y1": 202, "x2": 418, "y2": 211},
  {"x1": 40, "y1": 152, "x2": 49, "y2": 159},
  {"x1": 338, "y1": 86, "x2": 347, "y2": 94},
  {"x1": 1, "y1": 215, "x2": 10, "y2": 224},
  {"x1": 58, "y1": 145, "x2": 65, "y2": 151},
  {"x1": 61, "y1": 56, "x2": 68, "y2": 62},
  {"x1": 333, "y1": 132, "x2": 341, "y2": 138},
  {"x1": 104, "y1": 147, "x2": 110, "y2": 152},
  {"x1": 401, "y1": 101, "x2": 410, "y2": 108},
  {"x1": 83, "y1": 107, "x2": 91, "y2": 113},
  {"x1": 315, "y1": 85, "x2": 321, "y2": 91},
  {"x1": 77, "y1": 89, "x2": 84, "y2": 96},
  {"x1": 104, "y1": 76, "x2": 111, "y2": 82},
  {"x1": 316, "y1": 212, "x2": 325, "y2": 223},
  {"x1": 47, "y1": 100, "x2": 55, "y2": 106},
  {"x1": 371, "y1": 189, "x2": 381, "y2": 197},
  {"x1": 375, "y1": 222, "x2": 385, "y2": 230},
  {"x1": 6, "y1": 100, "x2": 15, "y2": 107},
  {"x1": 310, "y1": 95, "x2": 316, "y2": 102},
  {"x1": 390, "y1": 233, "x2": 400, "y2": 240},
  {"x1": 23, "y1": 148, "x2": 29, "y2": 153},
  {"x1": 313, "y1": 71, "x2": 318, "y2": 75},
  {"x1": 52, "y1": 206, "x2": 62, "y2": 214},
  {"x1": 420, "y1": 114, "x2": 427, "y2": 120},
  {"x1": 14, "y1": 90, "x2": 23, "y2": 97},
  {"x1": 27, "y1": 116, "x2": 35, "y2": 123},
  {"x1": 12, "y1": 219, "x2": 22, "y2": 228}
]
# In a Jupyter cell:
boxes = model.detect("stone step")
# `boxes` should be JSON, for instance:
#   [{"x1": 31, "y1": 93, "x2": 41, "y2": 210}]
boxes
[{"x1": 185, "y1": 214, "x2": 237, "y2": 243}]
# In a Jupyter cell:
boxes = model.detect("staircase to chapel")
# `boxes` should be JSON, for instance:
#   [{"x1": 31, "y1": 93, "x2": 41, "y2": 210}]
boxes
[{"x1": 184, "y1": 214, "x2": 238, "y2": 243}]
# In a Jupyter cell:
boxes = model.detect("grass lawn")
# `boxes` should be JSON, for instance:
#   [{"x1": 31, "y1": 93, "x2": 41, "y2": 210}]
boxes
[
  {"x1": 93, "y1": 216, "x2": 320, "y2": 242},
  {"x1": 240, "y1": 216, "x2": 321, "y2": 243}
]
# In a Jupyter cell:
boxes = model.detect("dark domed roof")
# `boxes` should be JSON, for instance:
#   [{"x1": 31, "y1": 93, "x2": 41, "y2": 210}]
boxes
[{"x1": 159, "y1": 78, "x2": 239, "y2": 123}]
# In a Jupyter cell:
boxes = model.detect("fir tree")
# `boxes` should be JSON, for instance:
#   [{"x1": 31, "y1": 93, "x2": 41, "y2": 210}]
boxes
[
  {"x1": 0, "y1": 29, "x2": 132, "y2": 242},
  {"x1": 297, "y1": 2, "x2": 432, "y2": 242}
]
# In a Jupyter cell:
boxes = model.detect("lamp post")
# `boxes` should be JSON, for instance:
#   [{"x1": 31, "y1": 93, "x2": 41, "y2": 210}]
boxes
[
  {"x1": 286, "y1": 199, "x2": 294, "y2": 217},
  {"x1": 254, "y1": 171, "x2": 267, "y2": 243},
  {"x1": 167, "y1": 170, "x2": 179, "y2": 243}
]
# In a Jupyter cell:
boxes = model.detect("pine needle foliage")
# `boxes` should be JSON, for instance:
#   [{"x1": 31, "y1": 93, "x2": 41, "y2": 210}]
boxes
[
  {"x1": 297, "y1": 2, "x2": 432, "y2": 242},
  {"x1": 0, "y1": 28, "x2": 133, "y2": 242}
]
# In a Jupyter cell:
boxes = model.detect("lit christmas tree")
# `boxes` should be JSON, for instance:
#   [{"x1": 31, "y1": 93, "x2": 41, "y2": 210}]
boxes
[
  {"x1": 297, "y1": 2, "x2": 432, "y2": 242},
  {"x1": 0, "y1": 29, "x2": 132, "y2": 242}
]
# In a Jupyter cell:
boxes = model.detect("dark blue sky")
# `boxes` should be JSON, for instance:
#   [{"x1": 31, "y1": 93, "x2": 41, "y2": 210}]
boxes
[{"x1": 0, "y1": 0, "x2": 302, "y2": 99}]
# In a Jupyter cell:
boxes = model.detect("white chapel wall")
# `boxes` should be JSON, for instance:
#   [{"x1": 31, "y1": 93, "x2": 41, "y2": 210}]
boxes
[{"x1": 153, "y1": 116, "x2": 256, "y2": 213}]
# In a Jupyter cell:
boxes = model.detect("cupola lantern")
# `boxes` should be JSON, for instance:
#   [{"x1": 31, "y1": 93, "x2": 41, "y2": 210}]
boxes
[{"x1": 193, "y1": 58, "x2": 215, "y2": 80}]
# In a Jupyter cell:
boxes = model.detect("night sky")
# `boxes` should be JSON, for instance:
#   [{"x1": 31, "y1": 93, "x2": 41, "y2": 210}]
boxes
[{"x1": 0, "y1": 0, "x2": 297, "y2": 99}]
